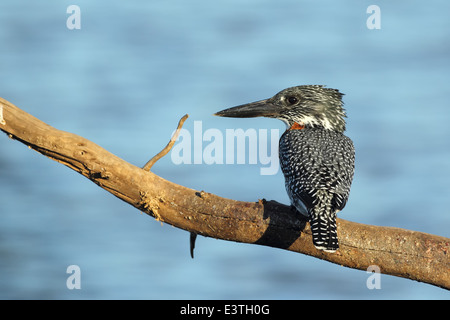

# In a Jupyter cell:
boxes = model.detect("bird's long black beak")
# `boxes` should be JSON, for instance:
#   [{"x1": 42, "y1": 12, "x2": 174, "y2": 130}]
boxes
[{"x1": 214, "y1": 99, "x2": 280, "y2": 118}]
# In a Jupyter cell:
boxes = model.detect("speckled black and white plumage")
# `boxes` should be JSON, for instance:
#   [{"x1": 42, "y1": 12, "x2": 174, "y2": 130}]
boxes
[
  {"x1": 279, "y1": 127, "x2": 354, "y2": 252},
  {"x1": 216, "y1": 85, "x2": 355, "y2": 252}
]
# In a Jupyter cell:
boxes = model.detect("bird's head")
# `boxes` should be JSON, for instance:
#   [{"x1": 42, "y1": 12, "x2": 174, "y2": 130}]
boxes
[{"x1": 215, "y1": 85, "x2": 347, "y2": 132}]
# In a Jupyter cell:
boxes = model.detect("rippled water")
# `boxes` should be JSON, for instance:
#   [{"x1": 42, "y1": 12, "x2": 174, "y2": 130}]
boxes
[{"x1": 0, "y1": 1, "x2": 449, "y2": 299}]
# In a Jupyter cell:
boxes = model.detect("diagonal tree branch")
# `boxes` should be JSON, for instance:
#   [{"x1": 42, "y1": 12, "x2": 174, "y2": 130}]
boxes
[{"x1": 0, "y1": 97, "x2": 449, "y2": 290}]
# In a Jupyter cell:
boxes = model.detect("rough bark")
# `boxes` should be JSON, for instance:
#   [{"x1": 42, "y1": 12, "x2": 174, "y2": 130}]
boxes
[{"x1": 0, "y1": 97, "x2": 448, "y2": 290}]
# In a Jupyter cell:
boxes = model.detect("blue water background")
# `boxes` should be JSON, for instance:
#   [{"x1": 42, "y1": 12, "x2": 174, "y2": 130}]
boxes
[{"x1": 0, "y1": 1, "x2": 449, "y2": 299}]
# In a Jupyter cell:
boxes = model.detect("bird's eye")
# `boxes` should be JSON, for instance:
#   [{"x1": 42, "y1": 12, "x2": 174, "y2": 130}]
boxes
[{"x1": 287, "y1": 96, "x2": 298, "y2": 105}]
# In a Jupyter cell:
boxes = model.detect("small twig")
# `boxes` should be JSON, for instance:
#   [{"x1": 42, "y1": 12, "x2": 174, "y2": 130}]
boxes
[
  {"x1": 142, "y1": 114, "x2": 189, "y2": 171},
  {"x1": 190, "y1": 232, "x2": 197, "y2": 259}
]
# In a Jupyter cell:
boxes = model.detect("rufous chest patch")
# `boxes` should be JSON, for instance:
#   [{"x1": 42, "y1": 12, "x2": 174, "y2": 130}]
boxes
[{"x1": 289, "y1": 122, "x2": 305, "y2": 130}]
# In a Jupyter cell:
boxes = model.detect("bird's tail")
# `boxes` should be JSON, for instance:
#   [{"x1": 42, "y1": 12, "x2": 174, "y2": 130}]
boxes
[{"x1": 309, "y1": 193, "x2": 339, "y2": 253}]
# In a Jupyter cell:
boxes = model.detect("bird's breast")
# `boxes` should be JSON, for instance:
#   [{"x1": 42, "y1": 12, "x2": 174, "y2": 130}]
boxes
[{"x1": 288, "y1": 122, "x2": 305, "y2": 130}]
